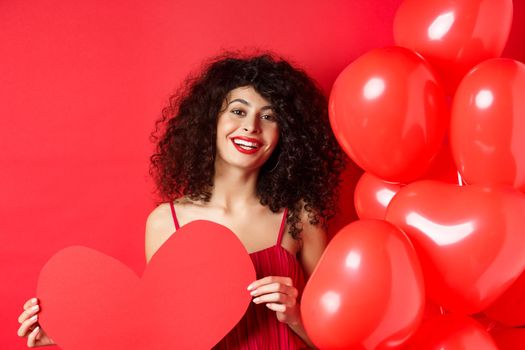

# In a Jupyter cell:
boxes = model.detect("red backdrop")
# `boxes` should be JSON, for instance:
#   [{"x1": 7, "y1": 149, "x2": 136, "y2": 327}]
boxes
[{"x1": 1, "y1": 0, "x2": 523, "y2": 348}]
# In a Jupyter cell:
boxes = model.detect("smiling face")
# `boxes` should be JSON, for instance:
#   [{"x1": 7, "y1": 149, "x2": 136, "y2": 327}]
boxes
[{"x1": 215, "y1": 86, "x2": 280, "y2": 172}]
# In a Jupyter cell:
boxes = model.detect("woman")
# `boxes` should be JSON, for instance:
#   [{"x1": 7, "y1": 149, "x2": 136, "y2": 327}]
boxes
[{"x1": 17, "y1": 53, "x2": 346, "y2": 348}]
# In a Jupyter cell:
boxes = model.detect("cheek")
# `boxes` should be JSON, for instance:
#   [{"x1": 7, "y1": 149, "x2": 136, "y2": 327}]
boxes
[
  {"x1": 216, "y1": 117, "x2": 238, "y2": 138},
  {"x1": 267, "y1": 126, "x2": 280, "y2": 147}
]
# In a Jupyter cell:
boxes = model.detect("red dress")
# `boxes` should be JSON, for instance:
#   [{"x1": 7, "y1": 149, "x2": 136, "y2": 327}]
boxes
[{"x1": 169, "y1": 202, "x2": 308, "y2": 349}]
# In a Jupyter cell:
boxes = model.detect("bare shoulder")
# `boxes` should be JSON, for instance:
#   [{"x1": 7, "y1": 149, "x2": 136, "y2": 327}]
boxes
[
  {"x1": 145, "y1": 202, "x2": 176, "y2": 263},
  {"x1": 299, "y1": 210, "x2": 326, "y2": 244},
  {"x1": 297, "y1": 202, "x2": 327, "y2": 279}
]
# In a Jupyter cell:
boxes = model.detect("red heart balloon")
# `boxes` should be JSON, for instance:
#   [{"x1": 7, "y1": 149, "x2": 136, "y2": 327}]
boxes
[
  {"x1": 354, "y1": 172, "x2": 403, "y2": 220},
  {"x1": 301, "y1": 219, "x2": 425, "y2": 350},
  {"x1": 491, "y1": 328, "x2": 525, "y2": 350},
  {"x1": 451, "y1": 58, "x2": 525, "y2": 191},
  {"x1": 329, "y1": 46, "x2": 447, "y2": 183},
  {"x1": 417, "y1": 140, "x2": 459, "y2": 184},
  {"x1": 36, "y1": 220, "x2": 256, "y2": 350},
  {"x1": 394, "y1": 0, "x2": 513, "y2": 94},
  {"x1": 385, "y1": 181, "x2": 525, "y2": 314},
  {"x1": 404, "y1": 314, "x2": 498, "y2": 350},
  {"x1": 484, "y1": 270, "x2": 525, "y2": 327}
]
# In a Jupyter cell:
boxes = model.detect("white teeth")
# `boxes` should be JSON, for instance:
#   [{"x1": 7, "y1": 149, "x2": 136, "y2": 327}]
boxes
[{"x1": 233, "y1": 139, "x2": 259, "y2": 148}]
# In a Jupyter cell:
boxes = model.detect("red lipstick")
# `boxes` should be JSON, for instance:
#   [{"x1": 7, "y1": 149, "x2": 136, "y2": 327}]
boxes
[{"x1": 230, "y1": 137, "x2": 262, "y2": 155}]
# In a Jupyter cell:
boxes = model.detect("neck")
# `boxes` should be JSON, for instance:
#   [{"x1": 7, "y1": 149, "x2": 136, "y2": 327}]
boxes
[{"x1": 209, "y1": 160, "x2": 261, "y2": 212}]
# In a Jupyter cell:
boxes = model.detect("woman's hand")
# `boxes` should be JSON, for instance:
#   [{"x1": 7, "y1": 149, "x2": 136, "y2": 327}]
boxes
[
  {"x1": 17, "y1": 298, "x2": 55, "y2": 347},
  {"x1": 247, "y1": 276, "x2": 301, "y2": 325}
]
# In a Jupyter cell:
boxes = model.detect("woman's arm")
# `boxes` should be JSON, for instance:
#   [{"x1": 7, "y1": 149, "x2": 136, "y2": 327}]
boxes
[
  {"x1": 145, "y1": 203, "x2": 175, "y2": 263},
  {"x1": 287, "y1": 210, "x2": 328, "y2": 348},
  {"x1": 297, "y1": 214, "x2": 328, "y2": 279}
]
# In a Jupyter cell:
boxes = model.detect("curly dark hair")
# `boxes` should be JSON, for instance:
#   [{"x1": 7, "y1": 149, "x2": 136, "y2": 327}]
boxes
[{"x1": 149, "y1": 52, "x2": 347, "y2": 239}]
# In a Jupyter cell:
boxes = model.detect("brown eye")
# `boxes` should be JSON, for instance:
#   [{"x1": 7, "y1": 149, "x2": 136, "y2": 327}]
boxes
[
  {"x1": 261, "y1": 114, "x2": 277, "y2": 122},
  {"x1": 231, "y1": 109, "x2": 245, "y2": 116}
]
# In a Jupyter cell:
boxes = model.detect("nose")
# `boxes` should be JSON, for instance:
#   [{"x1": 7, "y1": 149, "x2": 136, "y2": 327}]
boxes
[{"x1": 241, "y1": 115, "x2": 261, "y2": 133}]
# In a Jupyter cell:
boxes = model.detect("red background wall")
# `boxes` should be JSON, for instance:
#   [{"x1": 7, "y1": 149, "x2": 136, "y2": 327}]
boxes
[{"x1": 1, "y1": 0, "x2": 523, "y2": 348}]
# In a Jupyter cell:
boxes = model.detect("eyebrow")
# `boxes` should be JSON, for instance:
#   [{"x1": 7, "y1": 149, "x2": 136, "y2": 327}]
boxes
[{"x1": 228, "y1": 98, "x2": 273, "y2": 111}]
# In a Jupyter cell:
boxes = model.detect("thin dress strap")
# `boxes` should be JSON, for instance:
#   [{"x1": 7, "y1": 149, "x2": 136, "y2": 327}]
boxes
[
  {"x1": 276, "y1": 208, "x2": 288, "y2": 246},
  {"x1": 169, "y1": 201, "x2": 180, "y2": 230}
]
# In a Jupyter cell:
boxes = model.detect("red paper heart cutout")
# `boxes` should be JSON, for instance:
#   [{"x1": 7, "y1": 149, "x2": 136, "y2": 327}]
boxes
[
  {"x1": 36, "y1": 220, "x2": 256, "y2": 350},
  {"x1": 385, "y1": 181, "x2": 525, "y2": 314}
]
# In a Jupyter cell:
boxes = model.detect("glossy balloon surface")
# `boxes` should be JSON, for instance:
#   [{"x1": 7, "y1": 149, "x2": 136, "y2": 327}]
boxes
[
  {"x1": 485, "y1": 270, "x2": 525, "y2": 327},
  {"x1": 354, "y1": 172, "x2": 402, "y2": 220},
  {"x1": 394, "y1": 0, "x2": 513, "y2": 93},
  {"x1": 386, "y1": 181, "x2": 525, "y2": 313},
  {"x1": 302, "y1": 220, "x2": 424, "y2": 350},
  {"x1": 329, "y1": 46, "x2": 447, "y2": 183},
  {"x1": 405, "y1": 314, "x2": 498, "y2": 350},
  {"x1": 451, "y1": 58, "x2": 525, "y2": 191}
]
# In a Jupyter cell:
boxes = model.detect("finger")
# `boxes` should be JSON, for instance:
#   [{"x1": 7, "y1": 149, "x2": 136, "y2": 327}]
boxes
[
  {"x1": 17, "y1": 314, "x2": 38, "y2": 337},
  {"x1": 266, "y1": 303, "x2": 286, "y2": 312},
  {"x1": 251, "y1": 283, "x2": 297, "y2": 298},
  {"x1": 18, "y1": 304, "x2": 40, "y2": 324},
  {"x1": 35, "y1": 327, "x2": 45, "y2": 341},
  {"x1": 247, "y1": 276, "x2": 293, "y2": 290},
  {"x1": 23, "y1": 298, "x2": 38, "y2": 310},
  {"x1": 253, "y1": 292, "x2": 295, "y2": 306},
  {"x1": 27, "y1": 326, "x2": 40, "y2": 347}
]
